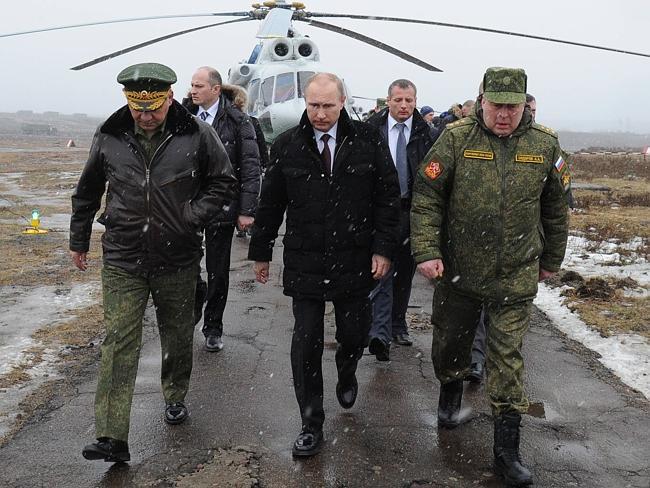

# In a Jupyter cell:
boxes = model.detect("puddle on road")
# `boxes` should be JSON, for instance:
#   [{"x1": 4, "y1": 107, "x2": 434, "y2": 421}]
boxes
[{"x1": 0, "y1": 282, "x2": 100, "y2": 439}]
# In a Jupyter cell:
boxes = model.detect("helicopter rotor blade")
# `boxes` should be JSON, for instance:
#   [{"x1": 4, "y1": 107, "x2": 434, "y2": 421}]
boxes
[
  {"x1": 306, "y1": 13, "x2": 650, "y2": 59},
  {"x1": 0, "y1": 12, "x2": 251, "y2": 38},
  {"x1": 299, "y1": 19, "x2": 442, "y2": 72},
  {"x1": 70, "y1": 18, "x2": 253, "y2": 70}
]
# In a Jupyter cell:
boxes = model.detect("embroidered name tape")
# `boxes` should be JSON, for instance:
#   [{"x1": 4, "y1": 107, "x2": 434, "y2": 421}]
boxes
[
  {"x1": 463, "y1": 150, "x2": 494, "y2": 160},
  {"x1": 515, "y1": 154, "x2": 544, "y2": 164}
]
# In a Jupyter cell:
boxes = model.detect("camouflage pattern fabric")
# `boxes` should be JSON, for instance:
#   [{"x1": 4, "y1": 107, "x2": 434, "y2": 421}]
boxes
[
  {"x1": 410, "y1": 110, "x2": 569, "y2": 304},
  {"x1": 94, "y1": 264, "x2": 197, "y2": 442},
  {"x1": 431, "y1": 282, "x2": 531, "y2": 415}
]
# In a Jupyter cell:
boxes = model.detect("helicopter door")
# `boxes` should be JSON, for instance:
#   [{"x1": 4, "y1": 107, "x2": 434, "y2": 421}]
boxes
[
  {"x1": 274, "y1": 73, "x2": 296, "y2": 103},
  {"x1": 261, "y1": 76, "x2": 274, "y2": 108}
]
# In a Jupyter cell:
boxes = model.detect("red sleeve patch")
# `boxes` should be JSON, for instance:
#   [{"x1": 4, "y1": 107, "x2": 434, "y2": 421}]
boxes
[{"x1": 424, "y1": 160, "x2": 443, "y2": 180}]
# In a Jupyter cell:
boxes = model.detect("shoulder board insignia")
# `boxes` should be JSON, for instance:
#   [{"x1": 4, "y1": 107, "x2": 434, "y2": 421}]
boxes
[
  {"x1": 424, "y1": 160, "x2": 443, "y2": 180},
  {"x1": 447, "y1": 118, "x2": 473, "y2": 129},
  {"x1": 532, "y1": 123, "x2": 558, "y2": 137},
  {"x1": 515, "y1": 154, "x2": 544, "y2": 164},
  {"x1": 464, "y1": 149, "x2": 494, "y2": 160}
]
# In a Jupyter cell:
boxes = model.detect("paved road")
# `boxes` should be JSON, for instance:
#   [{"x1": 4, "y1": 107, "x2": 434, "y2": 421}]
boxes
[{"x1": 1, "y1": 236, "x2": 648, "y2": 487}]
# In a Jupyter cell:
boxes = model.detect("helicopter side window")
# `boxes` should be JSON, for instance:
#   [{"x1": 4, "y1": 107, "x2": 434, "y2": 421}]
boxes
[
  {"x1": 261, "y1": 76, "x2": 274, "y2": 108},
  {"x1": 297, "y1": 71, "x2": 315, "y2": 98},
  {"x1": 274, "y1": 72, "x2": 296, "y2": 103},
  {"x1": 248, "y1": 78, "x2": 260, "y2": 113}
]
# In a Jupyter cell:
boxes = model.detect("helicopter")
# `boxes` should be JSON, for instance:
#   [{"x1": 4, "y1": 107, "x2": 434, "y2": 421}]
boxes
[{"x1": 3, "y1": 1, "x2": 649, "y2": 142}]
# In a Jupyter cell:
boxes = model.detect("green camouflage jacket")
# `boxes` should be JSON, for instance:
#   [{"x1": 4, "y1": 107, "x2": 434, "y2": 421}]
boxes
[{"x1": 410, "y1": 110, "x2": 569, "y2": 303}]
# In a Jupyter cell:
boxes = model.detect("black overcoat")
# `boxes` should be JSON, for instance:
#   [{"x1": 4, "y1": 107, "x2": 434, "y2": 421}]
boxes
[{"x1": 248, "y1": 109, "x2": 401, "y2": 300}]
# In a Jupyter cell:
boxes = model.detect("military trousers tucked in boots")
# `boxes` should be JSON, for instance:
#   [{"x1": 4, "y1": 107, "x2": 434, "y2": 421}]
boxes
[
  {"x1": 291, "y1": 297, "x2": 371, "y2": 432},
  {"x1": 95, "y1": 263, "x2": 198, "y2": 442},
  {"x1": 430, "y1": 281, "x2": 531, "y2": 415}
]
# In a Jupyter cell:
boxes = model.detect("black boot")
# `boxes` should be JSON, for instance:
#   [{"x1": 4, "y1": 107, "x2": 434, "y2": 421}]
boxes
[
  {"x1": 493, "y1": 412, "x2": 533, "y2": 486},
  {"x1": 437, "y1": 380, "x2": 463, "y2": 428}
]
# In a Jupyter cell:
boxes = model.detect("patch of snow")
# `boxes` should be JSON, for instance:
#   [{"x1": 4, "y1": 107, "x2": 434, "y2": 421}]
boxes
[
  {"x1": 562, "y1": 235, "x2": 650, "y2": 286},
  {"x1": 535, "y1": 284, "x2": 649, "y2": 399}
]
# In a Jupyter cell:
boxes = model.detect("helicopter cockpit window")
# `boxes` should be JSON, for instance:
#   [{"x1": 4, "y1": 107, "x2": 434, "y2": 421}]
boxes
[
  {"x1": 248, "y1": 78, "x2": 260, "y2": 113},
  {"x1": 274, "y1": 73, "x2": 296, "y2": 103},
  {"x1": 261, "y1": 76, "x2": 274, "y2": 108},
  {"x1": 297, "y1": 71, "x2": 315, "y2": 98}
]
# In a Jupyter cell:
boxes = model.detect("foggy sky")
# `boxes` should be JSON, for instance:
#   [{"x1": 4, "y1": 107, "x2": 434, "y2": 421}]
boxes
[{"x1": 2, "y1": 0, "x2": 649, "y2": 133}]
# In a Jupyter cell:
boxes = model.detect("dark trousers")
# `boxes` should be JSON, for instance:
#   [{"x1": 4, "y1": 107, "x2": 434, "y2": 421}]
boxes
[
  {"x1": 431, "y1": 282, "x2": 531, "y2": 416},
  {"x1": 471, "y1": 308, "x2": 488, "y2": 365},
  {"x1": 291, "y1": 296, "x2": 371, "y2": 432},
  {"x1": 197, "y1": 224, "x2": 235, "y2": 337},
  {"x1": 369, "y1": 205, "x2": 416, "y2": 340}
]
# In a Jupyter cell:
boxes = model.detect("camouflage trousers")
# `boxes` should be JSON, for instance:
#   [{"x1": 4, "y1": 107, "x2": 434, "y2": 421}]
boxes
[
  {"x1": 95, "y1": 263, "x2": 198, "y2": 442},
  {"x1": 430, "y1": 281, "x2": 531, "y2": 416}
]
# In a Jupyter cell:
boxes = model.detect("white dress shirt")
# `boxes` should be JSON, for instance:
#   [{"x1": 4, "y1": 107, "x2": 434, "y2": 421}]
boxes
[
  {"x1": 313, "y1": 123, "x2": 338, "y2": 170},
  {"x1": 387, "y1": 114, "x2": 413, "y2": 167},
  {"x1": 196, "y1": 99, "x2": 220, "y2": 125}
]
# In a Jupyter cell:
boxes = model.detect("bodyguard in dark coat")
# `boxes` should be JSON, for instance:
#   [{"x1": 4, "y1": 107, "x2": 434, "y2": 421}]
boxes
[
  {"x1": 248, "y1": 73, "x2": 400, "y2": 458},
  {"x1": 71, "y1": 63, "x2": 236, "y2": 463},
  {"x1": 365, "y1": 79, "x2": 436, "y2": 359},
  {"x1": 183, "y1": 67, "x2": 261, "y2": 352}
]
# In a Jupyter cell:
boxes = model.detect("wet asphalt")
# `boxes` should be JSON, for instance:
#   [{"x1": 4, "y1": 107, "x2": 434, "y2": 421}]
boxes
[{"x1": 0, "y1": 235, "x2": 648, "y2": 488}]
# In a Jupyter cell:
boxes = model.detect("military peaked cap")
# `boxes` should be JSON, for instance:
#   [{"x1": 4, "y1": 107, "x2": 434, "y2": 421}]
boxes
[{"x1": 117, "y1": 63, "x2": 177, "y2": 111}]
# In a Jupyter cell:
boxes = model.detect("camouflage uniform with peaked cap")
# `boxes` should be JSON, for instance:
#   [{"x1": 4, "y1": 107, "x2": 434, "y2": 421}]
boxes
[
  {"x1": 71, "y1": 62, "x2": 236, "y2": 452},
  {"x1": 410, "y1": 66, "x2": 569, "y2": 415}
]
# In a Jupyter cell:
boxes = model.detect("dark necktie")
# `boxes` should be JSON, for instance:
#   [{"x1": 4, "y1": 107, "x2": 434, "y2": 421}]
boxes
[
  {"x1": 320, "y1": 133, "x2": 332, "y2": 176},
  {"x1": 199, "y1": 112, "x2": 209, "y2": 121},
  {"x1": 395, "y1": 123, "x2": 409, "y2": 197}
]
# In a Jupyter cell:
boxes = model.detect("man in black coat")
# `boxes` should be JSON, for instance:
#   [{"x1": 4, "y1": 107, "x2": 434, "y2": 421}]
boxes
[
  {"x1": 183, "y1": 67, "x2": 261, "y2": 352},
  {"x1": 248, "y1": 73, "x2": 401, "y2": 458},
  {"x1": 365, "y1": 79, "x2": 436, "y2": 360},
  {"x1": 71, "y1": 63, "x2": 236, "y2": 462}
]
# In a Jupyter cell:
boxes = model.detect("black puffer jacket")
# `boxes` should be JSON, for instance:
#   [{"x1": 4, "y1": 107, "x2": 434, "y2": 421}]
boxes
[
  {"x1": 70, "y1": 100, "x2": 237, "y2": 276},
  {"x1": 182, "y1": 84, "x2": 260, "y2": 225},
  {"x1": 366, "y1": 107, "x2": 436, "y2": 194},
  {"x1": 248, "y1": 109, "x2": 401, "y2": 300}
]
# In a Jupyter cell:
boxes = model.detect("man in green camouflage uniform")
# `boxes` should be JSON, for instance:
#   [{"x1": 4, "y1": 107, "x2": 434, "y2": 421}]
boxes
[
  {"x1": 70, "y1": 63, "x2": 235, "y2": 463},
  {"x1": 411, "y1": 67, "x2": 569, "y2": 487}
]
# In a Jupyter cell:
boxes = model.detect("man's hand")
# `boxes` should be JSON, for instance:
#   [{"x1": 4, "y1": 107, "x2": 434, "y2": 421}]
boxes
[
  {"x1": 254, "y1": 261, "x2": 270, "y2": 284},
  {"x1": 538, "y1": 268, "x2": 556, "y2": 282},
  {"x1": 71, "y1": 251, "x2": 88, "y2": 271},
  {"x1": 237, "y1": 215, "x2": 254, "y2": 232},
  {"x1": 371, "y1": 254, "x2": 391, "y2": 280},
  {"x1": 417, "y1": 259, "x2": 444, "y2": 280}
]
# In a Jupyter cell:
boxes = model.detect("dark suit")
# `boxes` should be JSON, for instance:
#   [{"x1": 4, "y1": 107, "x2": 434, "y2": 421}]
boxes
[
  {"x1": 182, "y1": 90, "x2": 260, "y2": 338},
  {"x1": 249, "y1": 109, "x2": 400, "y2": 432},
  {"x1": 366, "y1": 108, "x2": 435, "y2": 342}
]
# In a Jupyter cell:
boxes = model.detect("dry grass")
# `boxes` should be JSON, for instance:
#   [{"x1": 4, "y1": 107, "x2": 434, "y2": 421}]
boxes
[
  {"x1": 571, "y1": 153, "x2": 650, "y2": 181},
  {"x1": 562, "y1": 278, "x2": 650, "y2": 339}
]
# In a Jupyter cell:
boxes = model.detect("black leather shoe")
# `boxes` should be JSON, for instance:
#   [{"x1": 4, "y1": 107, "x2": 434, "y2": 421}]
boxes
[
  {"x1": 165, "y1": 402, "x2": 188, "y2": 425},
  {"x1": 82, "y1": 437, "x2": 130, "y2": 463},
  {"x1": 205, "y1": 334, "x2": 224, "y2": 352},
  {"x1": 292, "y1": 430, "x2": 324, "y2": 458},
  {"x1": 466, "y1": 362, "x2": 484, "y2": 384},
  {"x1": 368, "y1": 337, "x2": 390, "y2": 361},
  {"x1": 393, "y1": 333, "x2": 413, "y2": 346},
  {"x1": 438, "y1": 380, "x2": 464, "y2": 429},
  {"x1": 336, "y1": 374, "x2": 358, "y2": 409}
]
